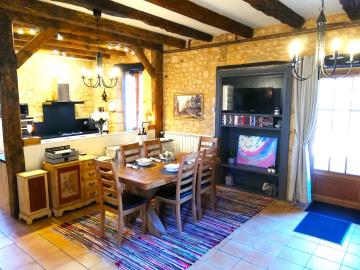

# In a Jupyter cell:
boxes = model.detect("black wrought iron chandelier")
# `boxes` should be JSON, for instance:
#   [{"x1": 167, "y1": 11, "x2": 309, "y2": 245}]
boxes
[
  {"x1": 289, "y1": 0, "x2": 359, "y2": 81},
  {"x1": 81, "y1": 9, "x2": 119, "y2": 88}
]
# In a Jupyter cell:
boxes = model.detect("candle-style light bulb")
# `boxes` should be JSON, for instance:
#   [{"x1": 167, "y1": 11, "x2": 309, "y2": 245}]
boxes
[
  {"x1": 289, "y1": 40, "x2": 301, "y2": 63},
  {"x1": 348, "y1": 40, "x2": 360, "y2": 62},
  {"x1": 331, "y1": 38, "x2": 341, "y2": 59}
]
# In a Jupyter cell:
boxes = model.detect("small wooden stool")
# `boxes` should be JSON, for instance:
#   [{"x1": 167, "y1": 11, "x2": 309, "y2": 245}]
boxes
[{"x1": 17, "y1": 170, "x2": 52, "y2": 224}]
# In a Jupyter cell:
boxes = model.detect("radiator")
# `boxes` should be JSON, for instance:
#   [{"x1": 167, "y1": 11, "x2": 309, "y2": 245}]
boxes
[{"x1": 164, "y1": 131, "x2": 211, "y2": 153}]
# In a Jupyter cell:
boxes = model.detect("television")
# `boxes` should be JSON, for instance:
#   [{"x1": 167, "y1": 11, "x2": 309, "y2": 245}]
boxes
[
  {"x1": 237, "y1": 135, "x2": 278, "y2": 168},
  {"x1": 233, "y1": 87, "x2": 281, "y2": 114}
]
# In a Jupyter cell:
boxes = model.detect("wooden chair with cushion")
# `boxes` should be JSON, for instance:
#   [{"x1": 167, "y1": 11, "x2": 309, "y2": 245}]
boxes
[
  {"x1": 120, "y1": 142, "x2": 141, "y2": 166},
  {"x1": 143, "y1": 139, "x2": 162, "y2": 158},
  {"x1": 155, "y1": 152, "x2": 199, "y2": 233},
  {"x1": 197, "y1": 146, "x2": 219, "y2": 219},
  {"x1": 198, "y1": 136, "x2": 219, "y2": 152},
  {"x1": 96, "y1": 160, "x2": 147, "y2": 245}
]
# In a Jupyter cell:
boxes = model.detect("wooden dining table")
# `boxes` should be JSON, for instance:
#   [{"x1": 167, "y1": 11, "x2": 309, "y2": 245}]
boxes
[{"x1": 116, "y1": 152, "x2": 187, "y2": 237}]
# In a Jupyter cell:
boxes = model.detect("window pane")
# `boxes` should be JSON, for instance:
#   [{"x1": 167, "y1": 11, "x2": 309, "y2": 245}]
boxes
[
  {"x1": 124, "y1": 73, "x2": 136, "y2": 131},
  {"x1": 318, "y1": 79, "x2": 335, "y2": 110},
  {"x1": 346, "y1": 111, "x2": 360, "y2": 175},
  {"x1": 334, "y1": 78, "x2": 352, "y2": 111},
  {"x1": 351, "y1": 77, "x2": 360, "y2": 110},
  {"x1": 313, "y1": 110, "x2": 332, "y2": 170}
]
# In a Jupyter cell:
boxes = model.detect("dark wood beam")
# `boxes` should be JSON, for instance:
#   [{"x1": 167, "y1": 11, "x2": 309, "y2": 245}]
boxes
[
  {"x1": 0, "y1": 0, "x2": 184, "y2": 48},
  {"x1": 1, "y1": 8, "x2": 162, "y2": 50},
  {"x1": 132, "y1": 47, "x2": 156, "y2": 78},
  {"x1": 16, "y1": 28, "x2": 57, "y2": 68},
  {"x1": 242, "y1": 0, "x2": 305, "y2": 28},
  {"x1": 52, "y1": 0, "x2": 213, "y2": 42},
  {"x1": 340, "y1": 0, "x2": 360, "y2": 20},
  {"x1": 151, "y1": 50, "x2": 163, "y2": 137},
  {"x1": 0, "y1": 13, "x2": 25, "y2": 217},
  {"x1": 145, "y1": 0, "x2": 253, "y2": 38}
]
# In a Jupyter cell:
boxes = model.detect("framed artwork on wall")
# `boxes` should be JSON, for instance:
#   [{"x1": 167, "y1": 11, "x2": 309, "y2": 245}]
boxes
[{"x1": 173, "y1": 94, "x2": 204, "y2": 120}]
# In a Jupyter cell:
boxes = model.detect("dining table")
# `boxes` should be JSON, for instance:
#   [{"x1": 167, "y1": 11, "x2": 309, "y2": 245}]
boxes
[{"x1": 116, "y1": 152, "x2": 187, "y2": 237}]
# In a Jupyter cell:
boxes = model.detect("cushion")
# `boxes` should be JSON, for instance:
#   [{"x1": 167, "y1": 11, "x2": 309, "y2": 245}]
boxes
[
  {"x1": 103, "y1": 192, "x2": 147, "y2": 210},
  {"x1": 156, "y1": 184, "x2": 192, "y2": 200}
]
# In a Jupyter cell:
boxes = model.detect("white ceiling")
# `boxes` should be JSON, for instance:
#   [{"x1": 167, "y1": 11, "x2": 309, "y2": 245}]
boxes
[{"x1": 45, "y1": 0, "x2": 345, "y2": 40}]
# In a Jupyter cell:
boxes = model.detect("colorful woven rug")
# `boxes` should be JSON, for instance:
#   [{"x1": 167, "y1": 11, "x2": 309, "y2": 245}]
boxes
[{"x1": 55, "y1": 187, "x2": 272, "y2": 269}]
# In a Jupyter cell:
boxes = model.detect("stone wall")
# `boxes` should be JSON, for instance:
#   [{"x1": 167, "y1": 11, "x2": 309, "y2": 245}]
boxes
[{"x1": 17, "y1": 51, "x2": 152, "y2": 133}]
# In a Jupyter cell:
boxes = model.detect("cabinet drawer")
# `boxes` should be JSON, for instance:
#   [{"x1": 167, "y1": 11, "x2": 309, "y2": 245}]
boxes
[
  {"x1": 86, "y1": 188, "x2": 98, "y2": 200},
  {"x1": 83, "y1": 160, "x2": 96, "y2": 171},
  {"x1": 83, "y1": 170, "x2": 97, "y2": 181},
  {"x1": 85, "y1": 179, "x2": 97, "y2": 190}
]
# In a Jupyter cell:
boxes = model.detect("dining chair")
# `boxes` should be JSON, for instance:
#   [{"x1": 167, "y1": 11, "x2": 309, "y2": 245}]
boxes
[
  {"x1": 196, "y1": 146, "x2": 219, "y2": 219},
  {"x1": 155, "y1": 152, "x2": 199, "y2": 233},
  {"x1": 198, "y1": 136, "x2": 219, "y2": 152},
  {"x1": 143, "y1": 139, "x2": 162, "y2": 158},
  {"x1": 120, "y1": 142, "x2": 141, "y2": 166},
  {"x1": 96, "y1": 160, "x2": 147, "y2": 245}
]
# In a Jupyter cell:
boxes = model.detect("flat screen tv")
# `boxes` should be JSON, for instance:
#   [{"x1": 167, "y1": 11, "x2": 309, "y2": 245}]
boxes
[
  {"x1": 237, "y1": 135, "x2": 278, "y2": 168},
  {"x1": 233, "y1": 87, "x2": 281, "y2": 114}
]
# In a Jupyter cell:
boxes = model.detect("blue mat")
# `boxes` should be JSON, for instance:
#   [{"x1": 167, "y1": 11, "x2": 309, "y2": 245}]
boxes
[
  {"x1": 294, "y1": 213, "x2": 351, "y2": 244},
  {"x1": 306, "y1": 201, "x2": 360, "y2": 225}
]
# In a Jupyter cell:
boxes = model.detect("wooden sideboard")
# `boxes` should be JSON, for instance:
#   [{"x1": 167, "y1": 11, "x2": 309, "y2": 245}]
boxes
[{"x1": 43, "y1": 155, "x2": 99, "y2": 217}]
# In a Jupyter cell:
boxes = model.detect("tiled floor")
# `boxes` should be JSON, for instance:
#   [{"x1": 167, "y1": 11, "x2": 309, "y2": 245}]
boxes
[{"x1": 0, "y1": 199, "x2": 359, "y2": 270}]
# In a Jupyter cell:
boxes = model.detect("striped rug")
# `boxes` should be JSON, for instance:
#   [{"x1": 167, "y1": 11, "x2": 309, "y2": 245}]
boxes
[{"x1": 55, "y1": 187, "x2": 272, "y2": 269}]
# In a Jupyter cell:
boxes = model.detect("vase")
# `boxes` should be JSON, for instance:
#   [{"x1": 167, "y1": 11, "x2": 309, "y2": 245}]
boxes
[{"x1": 97, "y1": 123, "x2": 104, "y2": 134}]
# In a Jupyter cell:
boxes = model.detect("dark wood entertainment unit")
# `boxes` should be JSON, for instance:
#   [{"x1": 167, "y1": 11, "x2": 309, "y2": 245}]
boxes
[{"x1": 215, "y1": 63, "x2": 292, "y2": 200}]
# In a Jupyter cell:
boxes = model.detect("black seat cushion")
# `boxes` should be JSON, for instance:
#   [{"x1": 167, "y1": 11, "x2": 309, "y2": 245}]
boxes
[
  {"x1": 103, "y1": 192, "x2": 147, "y2": 210},
  {"x1": 156, "y1": 184, "x2": 193, "y2": 200}
]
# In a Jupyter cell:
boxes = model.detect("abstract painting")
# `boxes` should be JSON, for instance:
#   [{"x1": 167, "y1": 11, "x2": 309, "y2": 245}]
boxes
[
  {"x1": 173, "y1": 94, "x2": 203, "y2": 120},
  {"x1": 237, "y1": 135, "x2": 278, "y2": 168}
]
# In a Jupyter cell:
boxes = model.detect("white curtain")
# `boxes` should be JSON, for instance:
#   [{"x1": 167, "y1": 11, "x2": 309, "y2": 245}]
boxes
[{"x1": 288, "y1": 56, "x2": 319, "y2": 204}]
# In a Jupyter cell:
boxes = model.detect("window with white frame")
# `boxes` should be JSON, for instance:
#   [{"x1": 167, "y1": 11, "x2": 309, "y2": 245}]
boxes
[
  {"x1": 123, "y1": 71, "x2": 143, "y2": 131},
  {"x1": 312, "y1": 76, "x2": 360, "y2": 176}
]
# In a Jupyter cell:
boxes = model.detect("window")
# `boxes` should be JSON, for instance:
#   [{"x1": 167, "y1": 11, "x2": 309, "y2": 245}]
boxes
[
  {"x1": 123, "y1": 71, "x2": 143, "y2": 131},
  {"x1": 312, "y1": 76, "x2": 360, "y2": 175}
]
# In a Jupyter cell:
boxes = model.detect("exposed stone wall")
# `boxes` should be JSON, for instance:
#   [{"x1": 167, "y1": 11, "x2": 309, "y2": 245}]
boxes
[{"x1": 17, "y1": 51, "x2": 152, "y2": 133}]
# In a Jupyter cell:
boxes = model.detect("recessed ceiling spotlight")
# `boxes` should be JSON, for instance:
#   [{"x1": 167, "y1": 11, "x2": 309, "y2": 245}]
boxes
[
  {"x1": 53, "y1": 50, "x2": 59, "y2": 55},
  {"x1": 131, "y1": 50, "x2": 135, "y2": 55},
  {"x1": 62, "y1": 52, "x2": 66, "y2": 56},
  {"x1": 29, "y1": 28, "x2": 36, "y2": 35},
  {"x1": 108, "y1": 45, "x2": 112, "y2": 50},
  {"x1": 115, "y1": 45, "x2": 120, "y2": 50},
  {"x1": 57, "y1": 34, "x2": 63, "y2": 41},
  {"x1": 17, "y1": 29, "x2": 24, "y2": 35},
  {"x1": 124, "y1": 47, "x2": 129, "y2": 52}
]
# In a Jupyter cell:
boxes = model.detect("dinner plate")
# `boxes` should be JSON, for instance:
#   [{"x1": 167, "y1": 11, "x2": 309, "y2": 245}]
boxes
[
  {"x1": 136, "y1": 158, "x2": 152, "y2": 166},
  {"x1": 164, "y1": 163, "x2": 179, "y2": 172}
]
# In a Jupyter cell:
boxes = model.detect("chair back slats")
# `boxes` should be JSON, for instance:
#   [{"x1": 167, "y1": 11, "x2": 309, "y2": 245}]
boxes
[
  {"x1": 198, "y1": 136, "x2": 219, "y2": 152},
  {"x1": 198, "y1": 146, "x2": 218, "y2": 191},
  {"x1": 176, "y1": 152, "x2": 199, "y2": 200},
  {"x1": 120, "y1": 143, "x2": 141, "y2": 166},
  {"x1": 144, "y1": 139, "x2": 162, "y2": 158},
  {"x1": 96, "y1": 160, "x2": 123, "y2": 211}
]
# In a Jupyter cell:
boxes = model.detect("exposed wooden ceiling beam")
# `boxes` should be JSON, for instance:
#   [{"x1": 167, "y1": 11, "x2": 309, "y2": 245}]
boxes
[
  {"x1": 14, "y1": 33, "x2": 126, "y2": 57},
  {"x1": 1, "y1": 8, "x2": 162, "y2": 50},
  {"x1": 16, "y1": 28, "x2": 57, "y2": 68},
  {"x1": 52, "y1": 0, "x2": 213, "y2": 42},
  {"x1": 132, "y1": 47, "x2": 156, "y2": 78},
  {"x1": 242, "y1": 0, "x2": 305, "y2": 28},
  {"x1": 144, "y1": 0, "x2": 253, "y2": 38},
  {"x1": 0, "y1": 0, "x2": 182, "y2": 48},
  {"x1": 340, "y1": 0, "x2": 360, "y2": 21}
]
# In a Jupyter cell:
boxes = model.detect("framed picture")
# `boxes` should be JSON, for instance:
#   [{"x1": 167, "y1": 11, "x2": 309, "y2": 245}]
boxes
[{"x1": 173, "y1": 94, "x2": 204, "y2": 120}]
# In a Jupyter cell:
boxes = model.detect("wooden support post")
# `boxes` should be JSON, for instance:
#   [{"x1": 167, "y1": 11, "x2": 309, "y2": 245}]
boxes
[
  {"x1": 151, "y1": 50, "x2": 163, "y2": 138},
  {"x1": 0, "y1": 13, "x2": 26, "y2": 217},
  {"x1": 16, "y1": 28, "x2": 57, "y2": 68},
  {"x1": 133, "y1": 47, "x2": 156, "y2": 79}
]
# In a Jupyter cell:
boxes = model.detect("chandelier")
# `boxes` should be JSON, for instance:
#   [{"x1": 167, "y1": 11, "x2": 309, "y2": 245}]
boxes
[
  {"x1": 289, "y1": 0, "x2": 360, "y2": 81},
  {"x1": 81, "y1": 9, "x2": 119, "y2": 88}
]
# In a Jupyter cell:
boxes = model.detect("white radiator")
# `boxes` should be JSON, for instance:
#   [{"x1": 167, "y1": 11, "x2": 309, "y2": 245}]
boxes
[{"x1": 164, "y1": 131, "x2": 211, "y2": 153}]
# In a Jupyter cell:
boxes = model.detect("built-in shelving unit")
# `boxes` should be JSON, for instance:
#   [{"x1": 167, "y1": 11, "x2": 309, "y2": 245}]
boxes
[{"x1": 215, "y1": 63, "x2": 292, "y2": 200}]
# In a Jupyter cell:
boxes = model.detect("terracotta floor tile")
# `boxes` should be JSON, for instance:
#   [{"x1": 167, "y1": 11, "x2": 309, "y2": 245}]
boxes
[
  {"x1": 243, "y1": 250, "x2": 276, "y2": 268},
  {"x1": 219, "y1": 240, "x2": 253, "y2": 258},
  {"x1": 0, "y1": 235, "x2": 13, "y2": 249},
  {"x1": 264, "y1": 231, "x2": 292, "y2": 245},
  {"x1": 267, "y1": 257, "x2": 304, "y2": 270},
  {"x1": 347, "y1": 243, "x2": 360, "y2": 255},
  {"x1": 205, "y1": 249, "x2": 240, "y2": 270},
  {"x1": 75, "y1": 252, "x2": 103, "y2": 268},
  {"x1": 287, "y1": 236, "x2": 318, "y2": 254},
  {"x1": 18, "y1": 262, "x2": 44, "y2": 270},
  {"x1": 319, "y1": 239, "x2": 349, "y2": 252},
  {"x1": 252, "y1": 239, "x2": 284, "y2": 256},
  {"x1": 306, "y1": 255, "x2": 341, "y2": 270},
  {"x1": 0, "y1": 251, "x2": 34, "y2": 270},
  {"x1": 278, "y1": 246, "x2": 311, "y2": 266},
  {"x1": 0, "y1": 244, "x2": 25, "y2": 261},
  {"x1": 228, "y1": 230, "x2": 260, "y2": 247},
  {"x1": 232, "y1": 260, "x2": 265, "y2": 270},
  {"x1": 90, "y1": 261, "x2": 118, "y2": 270},
  {"x1": 340, "y1": 265, "x2": 356, "y2": 270},
  {"x1": 351, "y1": 233, "x2": 360, "y2": 245},
  {"x1": 36, "y1": 250, "x2": 73, "y2": 269},
  {"x1": 61, "y1": 243, "x2": 89, "y2": 258},
  {"x1": 342, "y1": 253, "x2": 360, "y2": 269},
  {"x1": 53, "y1": 259, "x2": 87, "y2": 270},
  {"x1": 314, "y1": 244, "x2": 345, "y2": 263}
]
